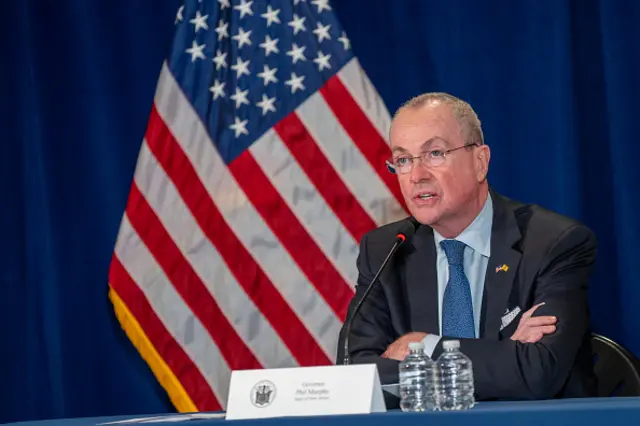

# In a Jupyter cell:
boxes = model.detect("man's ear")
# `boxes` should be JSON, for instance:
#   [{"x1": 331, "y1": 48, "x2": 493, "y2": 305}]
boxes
[{"x1": 476, "y1": 145, "x2": 490, "y2": 182}]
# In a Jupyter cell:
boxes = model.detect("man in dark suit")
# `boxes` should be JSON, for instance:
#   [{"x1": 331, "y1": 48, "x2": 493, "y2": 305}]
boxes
[{"x1": 339, "y1": 92, "x2": 597, "y2": 401}]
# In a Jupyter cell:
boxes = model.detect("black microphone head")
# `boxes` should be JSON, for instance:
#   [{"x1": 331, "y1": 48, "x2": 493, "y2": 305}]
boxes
[{"x1": 395, "y1": 217, "x2": 420, "y2": 243}]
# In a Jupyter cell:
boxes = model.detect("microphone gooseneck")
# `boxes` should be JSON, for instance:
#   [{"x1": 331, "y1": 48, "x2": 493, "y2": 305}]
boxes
[{"x1": 342, "y1": 218, "x2": 420, "y2": 365}]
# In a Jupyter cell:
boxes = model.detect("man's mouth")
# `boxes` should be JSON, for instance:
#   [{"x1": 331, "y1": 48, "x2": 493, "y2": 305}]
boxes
[{"x1": 414, "y1": 192, "x2": 437, "y2": 200}]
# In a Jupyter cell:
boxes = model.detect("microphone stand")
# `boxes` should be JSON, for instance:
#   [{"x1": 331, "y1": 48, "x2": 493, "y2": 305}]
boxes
[{"x1": 342, "y1": 233, "x2": 408, "y2": 365}]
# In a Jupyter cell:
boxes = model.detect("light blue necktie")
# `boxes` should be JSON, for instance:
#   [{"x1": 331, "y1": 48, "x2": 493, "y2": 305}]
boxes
[{"x1": 441, "y1": 239, "x2": 475, "y2": 338}]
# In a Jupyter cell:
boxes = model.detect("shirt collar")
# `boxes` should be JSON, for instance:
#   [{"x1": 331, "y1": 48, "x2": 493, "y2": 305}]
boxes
[{"x1": 433, "y1": 193, "x2": 493, "y2": 257}]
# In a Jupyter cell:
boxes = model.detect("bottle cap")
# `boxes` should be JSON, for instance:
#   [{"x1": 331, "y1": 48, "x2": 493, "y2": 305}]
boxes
[
  {"x1": 408, "y1": 341, "x2": 424, "y2": 351},
  {"x1": 443, "y1": 340, "x2": 460, "y2": 350}
]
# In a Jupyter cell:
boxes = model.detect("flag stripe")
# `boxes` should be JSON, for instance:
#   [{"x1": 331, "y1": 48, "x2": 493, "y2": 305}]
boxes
[
  {"x1": 320, "y1": 76, "x2": 407, "y2": 212},
  {"x1": 154, "y1": 63, "x2": 344, "y2": 361},
  {"x1": 109, "y1": 256, "x2": 221, "y2": 411},
  {"x1": 114, "y1": 217, "x2": 231, "y2": 407},
  {"x1": 337, "y1": 58, "x2": 393, "y2": 148},
  {"x1": 144, "y1": 109, "x2": 331, "y2": 367},
  {"x1": 274, "y1": 113, "x2": 377, "y2": 243},
  {"x1": 124, "y1": 182, "x2": 263, "y2": 371},
  {"x1": 296, "y1": 91, "x2": 408, "y2": 226},
  {"x1": 229, "y1": 149, "x2": 354, "y2": 322},
  {"x1": 133, "y1": 141, "x2": 299, "y2": 369},
  {"x1": 249, "y1": 129, "x2": 360, "y2": 287}
]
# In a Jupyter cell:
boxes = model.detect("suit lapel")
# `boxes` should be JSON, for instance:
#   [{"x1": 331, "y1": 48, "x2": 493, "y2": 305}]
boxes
[
  {"x1": 403, "y1": 225, "x2": 440, "y2": 335},
  {"x1": 481, "y1": 191, "x2": 522, "y2": 340}
]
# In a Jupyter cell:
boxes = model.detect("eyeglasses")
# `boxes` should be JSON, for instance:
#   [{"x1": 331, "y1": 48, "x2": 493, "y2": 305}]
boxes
[{"x1": 386, "y1": 143, "x2": 479, "y2": 174}]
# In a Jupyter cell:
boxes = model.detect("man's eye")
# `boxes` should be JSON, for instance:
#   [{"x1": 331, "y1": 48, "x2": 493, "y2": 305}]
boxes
[
  {"x1": 429, "y1": 150, "x2": 444, "y2": 158},
  {"x1": 394, "y1": 157, "x2": 411, "y2": 166}
]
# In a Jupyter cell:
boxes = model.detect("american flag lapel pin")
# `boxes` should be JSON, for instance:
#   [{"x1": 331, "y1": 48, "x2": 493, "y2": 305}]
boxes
[{"x1": 495, "y1": 264, "x2": 509, "y2": 273}]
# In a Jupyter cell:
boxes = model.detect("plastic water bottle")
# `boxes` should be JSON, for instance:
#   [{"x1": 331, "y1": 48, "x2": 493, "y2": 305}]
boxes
[
  {"x1": 435, "y1": 340, "x2": 475, "y2": 410},
  {"x1": 398, "y1": 341, "x2": 436, "y2": 411}
]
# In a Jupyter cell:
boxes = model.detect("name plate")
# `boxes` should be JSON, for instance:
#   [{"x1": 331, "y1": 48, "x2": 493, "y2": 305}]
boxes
[{"x1": 225, "y1": 364, "x2": 386, "y2": 420}]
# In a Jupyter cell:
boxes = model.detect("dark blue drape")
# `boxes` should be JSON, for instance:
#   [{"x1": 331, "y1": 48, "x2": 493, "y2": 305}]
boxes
[{"x1": 2, "y1": 0, "x2": 640, "y2": 423}]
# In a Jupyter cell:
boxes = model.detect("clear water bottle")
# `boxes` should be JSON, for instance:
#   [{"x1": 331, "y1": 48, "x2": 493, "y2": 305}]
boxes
[
  {"x1": 398, "y1": 341, "x2": 436, "y2": 411},
  {"x1": 435, "y1": 340, "x2": 475, "y2": 410}
]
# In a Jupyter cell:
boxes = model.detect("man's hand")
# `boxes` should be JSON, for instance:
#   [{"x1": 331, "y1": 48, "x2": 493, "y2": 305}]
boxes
[
  {"x1": 510, "y1": 302, "x2": 557, "y2": 343},
  {"x1": 381, "y1": 332, "x2": 427, "y2": 361}
]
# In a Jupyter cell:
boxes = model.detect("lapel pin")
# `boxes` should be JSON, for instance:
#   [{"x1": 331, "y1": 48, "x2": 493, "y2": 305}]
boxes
[{"x1": 495, "y1": 264, "x2": 509, "y2": 273}]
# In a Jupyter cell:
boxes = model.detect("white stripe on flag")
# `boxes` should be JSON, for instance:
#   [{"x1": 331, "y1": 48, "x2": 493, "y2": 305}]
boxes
[
  {"x1": 250, "y1": 128, "x2": 360, "y2": 288},
  {"x1": 134, "y1": 141, "x2": 298, "y2": 369},
  {"x1": 114, "y1": 217, "x2": 231, "y2": 406},
  {"x1": 153, "y1": 62, "x2": 343, "y2": 361},
  {"x1": 296, "y1": 92, "x2": 406, "y2": 226},
  {"x1": 338, "y1": 58, "x2": 393, "y2": 141}
]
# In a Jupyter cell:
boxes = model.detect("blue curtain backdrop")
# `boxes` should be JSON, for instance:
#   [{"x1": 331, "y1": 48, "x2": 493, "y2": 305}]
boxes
[{"x1": 2, "y1": 0, "x2": 640, "y2": 422}]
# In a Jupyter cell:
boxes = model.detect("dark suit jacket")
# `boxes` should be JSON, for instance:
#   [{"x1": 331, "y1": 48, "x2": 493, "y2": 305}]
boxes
[{"x1": 338, "y1": 189, "x2": 598, "y2": 401}]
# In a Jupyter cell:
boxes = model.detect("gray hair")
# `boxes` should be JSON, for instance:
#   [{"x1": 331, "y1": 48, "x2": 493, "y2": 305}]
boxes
[{"x1": 393, "y1": 92, "x2": 484, "y2": 146}]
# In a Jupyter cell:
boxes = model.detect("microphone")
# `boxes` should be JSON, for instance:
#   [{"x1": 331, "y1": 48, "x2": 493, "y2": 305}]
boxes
[{"x1": 342, "y1": 217, "x2": 420, "y2": 365}]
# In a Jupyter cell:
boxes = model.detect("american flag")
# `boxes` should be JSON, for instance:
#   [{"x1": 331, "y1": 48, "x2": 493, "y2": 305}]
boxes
[{"x1": 108, "y1": 0, "x2": 407, "y2": 412}]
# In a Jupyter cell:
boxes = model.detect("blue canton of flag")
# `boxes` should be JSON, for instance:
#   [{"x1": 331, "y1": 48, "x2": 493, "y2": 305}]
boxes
[{"x1": 172, "y1": 0, "x2": 353, "y2": 162}]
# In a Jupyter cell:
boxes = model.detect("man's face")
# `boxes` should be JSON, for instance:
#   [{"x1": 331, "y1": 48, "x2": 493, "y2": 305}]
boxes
[{"x1": 389, "y1": 103, "x2": 489, "y2": 234}]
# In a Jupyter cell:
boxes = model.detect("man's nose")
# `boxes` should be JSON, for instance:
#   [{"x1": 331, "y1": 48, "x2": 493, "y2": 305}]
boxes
[{"x1": 409, "y1": 159, "x2": 433, "y2": 183}]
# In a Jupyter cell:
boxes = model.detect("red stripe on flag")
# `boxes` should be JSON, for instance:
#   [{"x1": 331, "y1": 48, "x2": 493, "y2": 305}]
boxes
[
  {"x1": 320, "y1": 77, "x2": 408, "y2": 211},
  {"x1": 109, "y1": 256, "x2": 221, "y2": 411},
  {"x1": 274, "y1": 114, "x2": 378, "y2": 243},
  {"x1": 145, "y1": 106, "x2": 331, "y2": 366},
  {"x1": 229, "y1": 150, "x2": 353, "y2": 323},
  {"x1": 125, "y1": 182, "x2": 262, "y2": 371}
]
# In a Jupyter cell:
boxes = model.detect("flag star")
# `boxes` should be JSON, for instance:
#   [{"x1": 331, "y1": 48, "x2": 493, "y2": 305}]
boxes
[
  {"x1": 261, "y1": 5, "x2": 281, "y2": 27},
  {"x1": 185, "y1": 40, "x2": 206, "y2": 61},
  {"x1": 209, "y1": 80, "x2": 225, "y2": 100},
  {"x1": 256, "y1": 94, "x2": 277, "y2": 116},
  {"x1": 189, "y1": 10, "x2": 209, "y2": 32},
  {"x1": 257, "y1": 65, "x2": 278, "y2": 86},
  {"x1": 259, "y1": 35, "x2": 279, "y2": 57},
  {"x1": 232, "y1": 27, "x2": 252, "y2": 48},
  {"x1": 312, "y1": 22, "x2": 331, "y2": 42},
  {"x1": 229, "y1": 117, "x2": 249, "y2": 137},
  {"x1": 230, "y1": 87, "x2": 250, "y2": 108},
  {"x1": 338, "y1": 32, "x2": 350, "y2": 50},
  {"x1": 311, "y1": 0, "x2": 332, "y2": 13},
  {"x1": 234, "y1": 0, "x2": 254, "y2": 19},
  {"x1": 288, "y1": 14, "x2": 306, "y2": 35},
  {"x1": 314, "y1": 51, "x2": 331, "y2": 71},
  {"x1": 231, "y1": 57, "x2": 251, "y2": 78},
  {"x1": 218, "y1": 0, "x2": 230, "y2": 9},
  {"x1": 285, "y1": 72, "x2": 306, "y2": 93},
  {"x1": 286, "y1": 43, "x2": 306, "y2": 64},
  {"x1": 215, "y1": 20, "x2": 229, "y2": 40},
  {"x1": 175, "y1": 5, "x2": 184, "y2": 24},
  {"x1": 212, "y1": 49, "x2": 227, "y2": 70}
]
